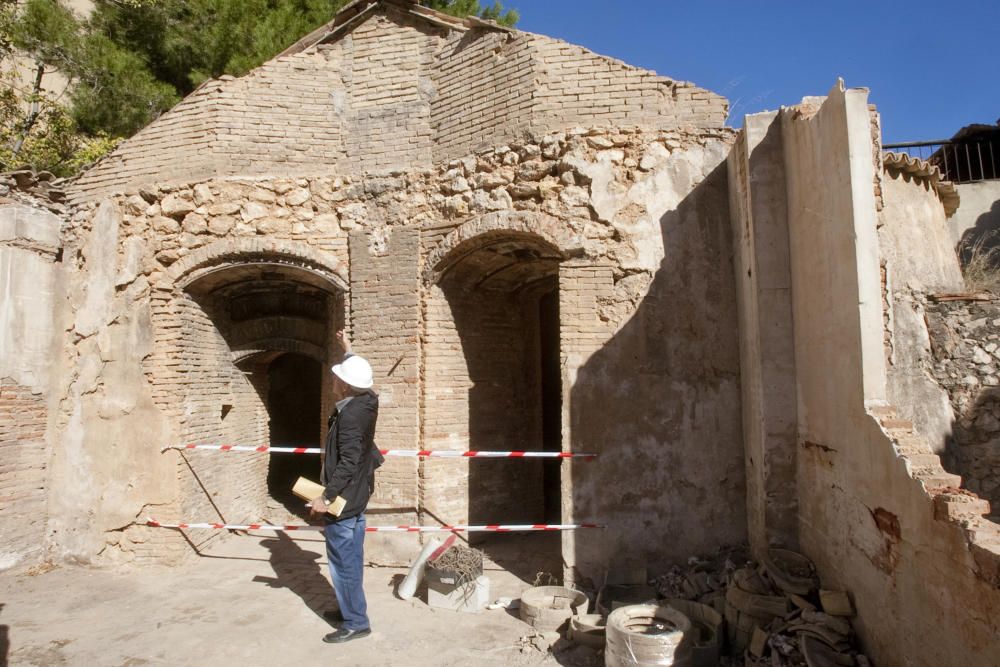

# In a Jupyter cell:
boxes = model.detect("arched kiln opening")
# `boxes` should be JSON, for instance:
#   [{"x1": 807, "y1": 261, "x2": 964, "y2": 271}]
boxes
[
  {"x1": 424, "y1": 230, "x2": 564, "y2": 577},
  {"x1": 176, "y1": 259, "x2": 345, "y2": 523}
]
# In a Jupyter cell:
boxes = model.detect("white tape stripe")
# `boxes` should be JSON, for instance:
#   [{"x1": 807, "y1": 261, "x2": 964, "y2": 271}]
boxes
[
  {"x1": 168, "y1": 445, "x2": 596, "y2": 458},
  {"x1": 145, "y1": 519, "x2": 601, "y2": 532}
]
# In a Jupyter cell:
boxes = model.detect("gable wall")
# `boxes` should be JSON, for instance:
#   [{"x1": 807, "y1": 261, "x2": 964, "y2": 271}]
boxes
[
  {"x1": 70, "y1": 9, "x2": 728, "y2": 204},
  {"x1": 431, "y1": 30, "x2": 538, "y2": 161},
  {"x1": 531, "y1": 35, "x2": 727, "y2": 132}
]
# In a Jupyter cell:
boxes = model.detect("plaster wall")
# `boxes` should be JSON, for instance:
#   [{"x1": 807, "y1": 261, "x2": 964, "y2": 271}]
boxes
[
  {"x1": 564, "y1": 139, "x2": 747, "y2": 580},
  {"x1": 0, "y1": 205, "x2": 61, "y2": 570},
  {"x1": 44, "y1": 200, "x2": 176, "y2": 565},
  {"x1": 879, "y1": 170, "x2": 965, "y2": 454},
  {"x1": 727, "y1": 111, "x2": 798, "y2": 557},
  {"x1": 949, "y1": 180, "x2": 1000, "y2": 249},
  {"x1": 780, "y1": 83, "x2": 1000, "y2": 667}
]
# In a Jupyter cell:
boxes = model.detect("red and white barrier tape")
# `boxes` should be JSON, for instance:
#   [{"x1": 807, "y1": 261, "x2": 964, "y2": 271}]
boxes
[
  {"x1": 166, "y1": 444, "x2": 596, "y2": 459},
  {"x1": 145, "y1": 519, "x2": 601, "y2": 532}
]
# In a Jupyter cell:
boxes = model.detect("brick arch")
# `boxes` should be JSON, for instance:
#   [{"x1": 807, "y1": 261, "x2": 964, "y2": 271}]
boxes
[
  {"x1": 232, "y1": 338, "x2": 326, "y2": 364},
  {"x1": 167, "y1": 237, "x2": 348, "y2": 292},
  {"x1": 423, "y1": 211, "x2": 585, "y2": 284}
]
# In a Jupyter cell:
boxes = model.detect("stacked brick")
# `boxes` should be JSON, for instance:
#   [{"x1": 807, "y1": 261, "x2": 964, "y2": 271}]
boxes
[
  {"x1": 70, "y1": 5, "x2": 727, "y2": 204},
  {"x1": 0, "y1": 380, "x2": 48, "y2": 567}
]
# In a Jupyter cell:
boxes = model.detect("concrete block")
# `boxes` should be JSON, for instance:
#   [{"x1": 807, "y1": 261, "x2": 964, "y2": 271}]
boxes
[{"x1": 427, "y1": 574, "x2": 489, "y2": 613}]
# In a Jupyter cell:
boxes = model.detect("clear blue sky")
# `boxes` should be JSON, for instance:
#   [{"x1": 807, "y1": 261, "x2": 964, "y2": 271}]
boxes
[{"x1": 513, "y1": 1, "x2": 999, "y2": 143}]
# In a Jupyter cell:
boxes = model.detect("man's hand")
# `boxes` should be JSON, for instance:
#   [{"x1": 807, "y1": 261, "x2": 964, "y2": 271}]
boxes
[
  {"x1": 336, "y1": 329, "x2": 352, "y2": 356},
  {"x1": 309, "y1": 496, "x2": 329, "y2": 515}
]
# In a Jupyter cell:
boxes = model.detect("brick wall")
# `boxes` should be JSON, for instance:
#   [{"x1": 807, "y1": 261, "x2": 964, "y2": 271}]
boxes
[
  {"x1": 0, "y1": 380, "x2": 48, "y2": 567},
  {"x1": 421, "y1": 279, "x2": 546, "y2": 526},
  {"x1": 348, "y1": 227, "x2": 421, "y2": 513},
  {"x1": 70, "y1": 8, "x2": 727, "y2": 202},
  {"x1": 71, "y1": 86, "x2": 221, "y2": 201},
  {"x1": 342, "y1": 12, "x2": 437, "y2": 172},
  {"x1": 532, "y1": 35, "x2": 727, "y2": 131},
  {"x1": 431, "y1": 30, "x2": 536, "y2": 161},
  {"x1": 173, "y1": 296, "x2": 270, "y2": 553}
]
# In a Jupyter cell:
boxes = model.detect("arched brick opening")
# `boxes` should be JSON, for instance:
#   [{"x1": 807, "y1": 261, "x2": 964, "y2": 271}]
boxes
[
  {"x1": 423, "y1": 216, "x2": 573, "y2": 579},
  {"x1": 151, "y1": 248, "x2": 346, "y2": 539}
]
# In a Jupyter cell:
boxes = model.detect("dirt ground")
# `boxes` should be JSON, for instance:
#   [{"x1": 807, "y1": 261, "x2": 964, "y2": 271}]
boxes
[{"x1": 0, "y1": 530, "x2": 601, "y2": 667}]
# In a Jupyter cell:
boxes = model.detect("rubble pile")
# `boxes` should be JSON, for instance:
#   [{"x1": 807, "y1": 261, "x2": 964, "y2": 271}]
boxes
[
  {"x1": 520, "y1": 545, "x2": 873, "y2": 666},
  {"x1": 0, "y1": 168, "x2": 71, "y2": 214}
]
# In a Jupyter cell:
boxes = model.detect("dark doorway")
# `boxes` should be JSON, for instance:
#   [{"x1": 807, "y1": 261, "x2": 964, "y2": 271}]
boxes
[
  {"x1": 540, "y1": 288, "x2": 562, "y2": 523},
  {"x1": 266, "y1": 353, "x2": 323, "y2": 501}
]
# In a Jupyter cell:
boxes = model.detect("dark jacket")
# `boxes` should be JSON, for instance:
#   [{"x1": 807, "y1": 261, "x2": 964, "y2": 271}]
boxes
[{"x1": 321, "y1": 389, "x2": 381, "y2": 521}]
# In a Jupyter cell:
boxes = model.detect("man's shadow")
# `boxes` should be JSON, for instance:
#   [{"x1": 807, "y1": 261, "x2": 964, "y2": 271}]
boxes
[
  {"x1": 253, "y1": 532, "x2": 338, "y2": 624},
  {"x1": 1, "y1": 602, "x2": 9, "y2": 667}
]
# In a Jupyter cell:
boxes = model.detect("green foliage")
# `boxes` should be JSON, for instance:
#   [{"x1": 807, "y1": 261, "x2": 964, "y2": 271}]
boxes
[
  {"x1": 90, "y1": 0, "x2": 350, "y2": 94},
  {"x1": 0, "y1": 71, "x2": 118, "y2": 176},
  {"x1": 70, "y1": 32, "x2": 179, "y2": 136},
  {"x1": 424, "y1": 0, "x2": 518, "y2": 26},
  {"x1": 2, "y1": 0, "x2": 522, "y2": 177},
  {"x1": 9, "y1": 0, "x2": 80, "y2": 68}
]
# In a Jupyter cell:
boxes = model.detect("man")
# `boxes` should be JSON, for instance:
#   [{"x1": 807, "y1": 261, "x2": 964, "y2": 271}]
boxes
[{"x1": 310, "y1": 330, "x2": 381, "y2": 644}]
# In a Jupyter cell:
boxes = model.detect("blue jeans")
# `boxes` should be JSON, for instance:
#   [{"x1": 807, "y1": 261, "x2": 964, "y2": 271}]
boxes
[{"x1": 324, "y1": 514, "x2": 369, "y2": 631}]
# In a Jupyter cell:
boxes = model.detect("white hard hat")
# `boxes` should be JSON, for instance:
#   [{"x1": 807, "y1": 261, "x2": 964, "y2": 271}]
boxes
[{"x1": 332, "y1": 355, "x2": 374, "y2": 389}]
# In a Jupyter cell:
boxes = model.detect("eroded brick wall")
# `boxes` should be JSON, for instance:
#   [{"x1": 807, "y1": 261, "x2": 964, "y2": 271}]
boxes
[
  {"x1": 431, "y1": 30, "x2": 536, "y2": 161},
  {"x1": 169, "y1": 296, "x2": 270, "y2": 554},
  {"x1": 532, "y1": 35, "x2": 727, "y2": 131},
  {"x1": 422, "y1": 283, "x2": 545, "y2": 525},
  {"x1": 70, "y1": 7, "x2": 727, "y2": 202},
  {"x1": 0, "y1": 380, "x2": 48, "y2": 568}
]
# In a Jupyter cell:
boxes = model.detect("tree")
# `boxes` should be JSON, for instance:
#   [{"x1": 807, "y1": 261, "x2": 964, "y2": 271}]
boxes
[
  {"x1": 3, "y1": 0, "x2": 82, "y2": 164},
  {"x1": 424, "y1": 0, "x2": 518, "y2": 27},
  {"x1": 1, "y1": 0, "x2": 521, "y2": 175}
]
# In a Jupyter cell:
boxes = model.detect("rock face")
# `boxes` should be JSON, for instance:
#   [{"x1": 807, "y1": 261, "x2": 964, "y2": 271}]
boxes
[{"x1": 926, "y1": 297, "x2": 1000, "y2": 512}]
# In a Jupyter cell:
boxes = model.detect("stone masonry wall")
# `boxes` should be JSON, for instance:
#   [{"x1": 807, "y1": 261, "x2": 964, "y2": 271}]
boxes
[
  {"x1": 56, "y1": 124, "x2": 745, "y2": 570},
  {"x1": 926, "y1": 297, "x2": 1000, "y2": 514}
]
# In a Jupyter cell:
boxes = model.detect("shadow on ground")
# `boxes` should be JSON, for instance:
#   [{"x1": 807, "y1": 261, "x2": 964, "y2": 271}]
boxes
[
  {"x1": 254, "y1": 533, "x2": 337, "y2": 625},
  {"x1": 1, "y1": 602, "x2": 8, "y2": 667}
]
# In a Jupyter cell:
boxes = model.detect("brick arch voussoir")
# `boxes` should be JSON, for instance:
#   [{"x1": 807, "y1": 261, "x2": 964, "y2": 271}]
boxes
[
  {"x1": 166, "y1": 238, "x2": 348, "y2": 292},
  {"x1": 423, "y1": 211, "x2": 585, "y2": 285},
  {"x1": 232, "y1": 338, "x2": 326, "y2": 365}
]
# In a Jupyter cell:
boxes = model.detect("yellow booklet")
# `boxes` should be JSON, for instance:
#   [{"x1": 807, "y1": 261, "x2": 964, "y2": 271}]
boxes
[{"x1": 292, "y1": 477, "x2": 347, "y2": 517}]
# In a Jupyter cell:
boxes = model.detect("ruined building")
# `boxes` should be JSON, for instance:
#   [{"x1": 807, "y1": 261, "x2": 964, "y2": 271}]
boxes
[{"x1": 1, "y1": 1, "x2": 997, "y2": 665}]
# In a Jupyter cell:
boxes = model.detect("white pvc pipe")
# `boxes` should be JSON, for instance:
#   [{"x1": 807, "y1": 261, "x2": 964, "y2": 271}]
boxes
[{"x1": 397, "y1": 536, "x2": 443, "y2": 600}]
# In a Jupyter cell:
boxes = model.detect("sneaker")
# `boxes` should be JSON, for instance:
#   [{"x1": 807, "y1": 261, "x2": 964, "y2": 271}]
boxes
[{"x1": 323, "y1": 627, "x2": 371, "y2": 644}]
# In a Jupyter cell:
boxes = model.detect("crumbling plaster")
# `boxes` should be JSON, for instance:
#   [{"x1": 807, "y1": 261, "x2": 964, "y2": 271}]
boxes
[
  {"x1": 41, "y1": 123, "x2": 746, "y2": 571},
  {"x1": 0, "y1": 205, "x2": 62, "y2": 569},
  {"x1": 732, "y1": 82, "x2": 1000, "y2": 667},
  {"x1": 949, "y1": 180, "x2": 1000, "y2": 250},
  {"x1": 879, "y1": 166, "x2": 966, "y2": 455}
]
